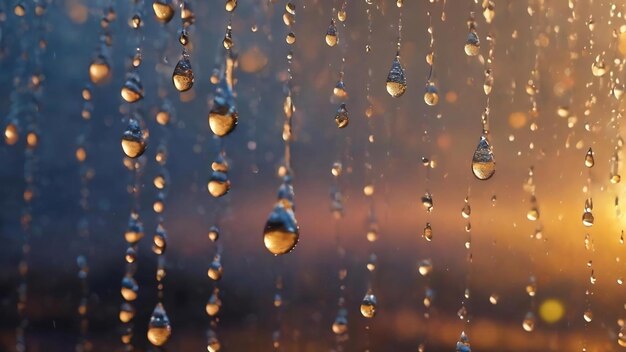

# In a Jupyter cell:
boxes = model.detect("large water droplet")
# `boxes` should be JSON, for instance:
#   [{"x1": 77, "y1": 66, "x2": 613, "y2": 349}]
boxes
[
  {"x1": 263, "y1": 203, "x2": 299, "y2": 255},
  {"x1": 208, "y1": 78, "x2": 238, "y2": 137},
  {"x1": 471, "y1": 135, "x2": 495, "y2": 180},
  {"x1": 172, "y1": 54, "x2": 194, "y2": 92},
  {"x1": 121, "y1": 72, "x2": 144, "y2": 103},
  {"x1": 325, "y1": 19, "x2": 338, "y2": 47},
  {"x1": 464, "y1": 31, "x2": 480, "y2": 56},
  {"x1": 89, "y1": 55, "x2": 111, "y2": 85},
  {"x1": 121, "y1": 119, "x2": 147, "y2": 159},
  {"x1": 147, "y1": 303, "x2": 172, "y2": 346},
  {"x1": 153, "y1": 0, "x2": 175, "y2": 23},
  {"x1": 386, "y1": 55, "x2": 407, "y2": 97},
  {"x1": 360, "y1": 291, "x2": 377, "y2": 318}
]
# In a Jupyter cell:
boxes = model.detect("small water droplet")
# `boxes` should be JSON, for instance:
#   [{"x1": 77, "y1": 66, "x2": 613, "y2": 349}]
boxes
[
  {"x1": 121, "y1": 276, "x2": 139, "y2": 301},
  {"x1": 263, "y1": 202, "x2": 299, "y2": 255},
  {"x1": 423, "y1": 81, "x2": 439, "y2": 106},
  {"x1": 153, "y1": 0, "x2": 175, "y2": 23},
  {"x1": 522, "y1": 312, "x2": 536, "y2": 332},
  {"x1": 456, "y1": 331, "x2": 471, "y2": 352},
  {"x1": 332, "y1": 308, "x2": 348, "y2": 335},
  {"x1": 584, "y1": 147, "x2": 594, "y2": 168},
  {"x1": 205, "y1": 289, "x2": 221, "y2": 316},
  {"x1": 121, "y1": 72, "x2": 144, "y2": 103},
  {"x1": 360, "y1": 291, "x2": 377, "y2": 318},
  {"x1": 208, "y1": 225, "x2": 220, "y2": 242},
  {"x1": 465, "y1": 30, "x2": 480, "y2": 56},
  {"x1": 325, "y1": 19, "x2": 338, "y2": 47},
  {"x1": 335, "y1": 103, "x2": 349, "y2": 128},
  {"x1": 207, "y1": 255, "x2": 223, "y2": 281},
  {"x1": 172, "y1": 54, "x2": 194, "y2": 92},
  {"x1": 121, "y1": 119, "x2": 147, "y2": 159}
]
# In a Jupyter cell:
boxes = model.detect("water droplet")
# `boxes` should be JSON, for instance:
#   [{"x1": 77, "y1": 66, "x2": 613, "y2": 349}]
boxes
[
  {"x1": 423, "y1": 223, "x2": 433, "y2": 241},
  {"x1": 337, "y1": 9, "x2": 347, "y2": 21},
  {"x1": 483, "y1": 1, "x2": 495, "y2": 23},
  {"x1": 121, "y1": 119, "x2": 147, "y2": 159},
  {"x1": 225, "y1": 0, "x2": 238, "y2": 12},
  {"x1": 522, "y1": 312, "x2": 536, "y2": 332},
  {"x1": 618, "y1": 325, "x2": 626, "y2": 347},
  {"x1": 209, "y1": 79, "x2": 238, "y2": 137},
  {"x1": 386, "y1": 55, "x2": 407, "y2": 97},
  {"x1": 584, "y1": 147, "x2": 594, "y2": 168},
  {"x1": 325, "y1": 19, "x2": 338, "y2": 47},
  {"x1": 418, "y1": 259, "x2": 433, "y2": 276},
  {"x1": 489, "y1": 293, "x2": 499, "y2": 305},
  {"x1": 582, "y1": 211, "x2": 594, "y2": 227},
  {"x1": 461, "y1": 199, "x2": 471, "y2": 218},
  {"x1": 456, "y1": 331, "x2": 471, "y2": 352},
  {"x1": 333, "y1": 80, "x2": 347, "y2": 98},
  {"x1": 205, "y1": 289, "x2": 221, "y2": 316},
  {"x1": 465, "y1": 31, "x2": 480, "y2": 56},
  {"x1": 471, "y1": 135, "x2": 495, "y2": 180},
  {"x1": 263, "y1": 203, "x2": 299, "y2": 255},
  {"x1": 124, "y1": 211, "x2": 144, "y2": 244},
  {"x1": 125, "y1": 247, "x2": 137, "y2": 263},
  {"x1": 423, "y1": 82, "x2": 439, "y2": 106},
  {"x1": 207, "y1": 170, "x2": 231, "y2": 198},
  {"x1": 121, "y1": 72, "x2": 144, "y2": 103},
  {"x1": 208, "y1": 225, "x2": 220, "y2": 242},
  {"x1": 421, "y1": 192, "x2": 433, "y2": 212},
  {"x1": 331, "y1": 162, "x2": 343, "y2": 177},
  {"x1": 172, "y1": 54, "x2": 194, "y2": 92},
  {"x1": 360, "y1": 291, "x2": 377, "y2": 318},
  {"x1": 285, "y1": 32, "x2": 296, "y2": 44},
  {"x1": 332, "y1": 309, "x2": 348, "y2": 335},
  {"x1": 147, "y1": 303, "x2": 172, "y2": 346},
  {"x1": 153, "y1": 0, "x2": 175, "y2": 23},
  {"x1": 583, "y1": 308, "x2": 593, "y2": 323},
  {"x1": 4, "y1": 122, "x2": 19, "y2": 145},
  {"x1": 591, "y1": 57, "x2": 607, "y2": 77},
  {"x1": 335, "y1": 103, "x2": 349, "y2": 128},
  {"x1": 208, "y1": 255, "x2": 223, "y2": 281},
  {"x1": 527, "y1": 207, "x2": 540, "y2": 221},
  {"x1": 223, "y1": 26, "x2": 234, "y2": 49},
  {"x1": 119, "y1": 302, "x2": 135, "y2": 323},
  {"x1": 121, "y1": 276, "x2": 139, "y2": 301},
  {"x1": 89, "y1": 55, "x2": 111, "y2": 84}
]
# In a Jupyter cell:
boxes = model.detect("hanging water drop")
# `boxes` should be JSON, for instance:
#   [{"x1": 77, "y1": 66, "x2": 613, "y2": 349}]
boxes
[
  {"x1": 471, "y1": 135, "x2": 496, "y2": 180},
  {"x1": 208, "y1": 225, "x2": 220, "y2": 242},
  {"x1": 325, "y1": 19, "x2": 338, "y2": 47},
  {"x1": 584, "y1": 147, "x2": 594, "y2": 168},
  {"x1": 205, "y1": 289, "x2": 221, "y2": 316},
  {"x1": 583, "y1": 308, "x2": 593, "y2": 323},
  {"x1": 423, "y1": 223, "x2": 433, "y2": 241},
  {"x1": 465, "y1": 30, "x2": 480, "y2": 56},
  {"x1": 172, "y1": 53, "x2": 194, "y2": 92},
  {"x1": 89, "y1": 55, "x2": 111, "y2": 85},
  {"x1": 335, "y1": 103, "x2": 349, "y2": 128},
  {"x1": 423, "y1": 81, "x2": 439, "y2": 106},
  {"x1": 209, "y1": 79, "x2": 238, "y2": 137},
  {"x1": 207, "y1": 170, "x2": 231, "y2": 198},
  {"x1": 120, "y1": 276, "x2": 139, "y2": 301},
  {"x1": 386, "y1": 55, "x2": 407, "y2": 97},
  {"x1": 522, "y1": 312, "x2": 536, "y2": 332},
  {"x1": 456, "y1": 331, "x2": 471, "y2": 352},
  {"x1": 331, "y1": 308, "x2": 348, "y2": 335},
  {"x1": 360, "y1": 291, "x2": 377, "y2": 318},
  {"x1": 121, "y1": 119, "x2": 147, "y2": 159},
  {"x1": 4, "y1": 122, "x2": 19, "y2": 145},
  {"x1": 124, "y1": 211, "x2": 144, "y2": 244},
  {"x1": 121, "y1": 73, "x2": 144, "y2": 103},
  {"x1": 147, "y1": 303, "x2": 172, "y2": 346},
  {"x1": 152, "y1": 0, "x2": 175, "y2": 23},
  {"x1": 263, "y1": 203, "x2": 299, "y2": 255},
  {"x1": 208, "y1": 255, "x2": 224, "y2": 281}
]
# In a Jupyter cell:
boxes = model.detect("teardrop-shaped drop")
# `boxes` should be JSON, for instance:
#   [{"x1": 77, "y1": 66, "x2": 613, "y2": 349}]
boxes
[
  {"x1": 456, "y1": 331, "x2": 471, "y2": 352},
  {"x1": 423, "y1": 223, "x2": 433, "y2": 241},
  {"x1": 483, "y1": 1, "x2": 495, "y2": 23},
  {"x1": 124, "y1": 210, "x2": 144, "y2": 244},
  {"x1": 325, "y1": 19, "x2": 338, "y2": 47},
  {"x1": 225, "y1": 0, "x2": 237, "y2": 12},
  {"x1": 386, "y1": 55, "x2": 407, "y2": 97},
  {"x1": 119, "y1": 302, "x2": 135, "y2": 323},
  {"x1": 471, "y1": 135, "x2": 495, "y2": 180},
  {"x1": 205, "y1": 289, "x2": 221, "y2": 316},
  {"x1": 207, "y1": 170, "x2": 231, "y2": 198},
  {"x1": 208, "y1": 79, "x2": 238, "y2": 137},
  {"x1": 207, "y1": 329, "x2": 221, "y2": 352},
  {"x1": 333, "y1": 80, "x2": 347, "y2": 98},
  {"x1": 120, "y1": 276, "x2": 139, "y2": 301},
  {"x1": 208, "y1": 225, "x2": 220, "y2": 242},
  {"x1": 152, "y1": 0, "x2": 175, "y2": 23},
  {"x1": 584, "y1": 147, "x2": 594, "y2": 168},
  {"x1": 522, "y1": 312, "x2": 536, "y2": 332},
  {"x1": 153, "y1": 223, "x2": 168, "y2": 255},
  {"x1": 360, "y1": 291, "x2": 377, "y2": 318},
  {"x1": 335, "y1": 103, "x2": 349, "y2": 128},
  {"x1": 207, "y1": 255, "x2": 223, "y2": 281},
  {"x1": 423, "y1": 81, "x2": 439, "y2": 106},
  {"x1": 421, "y1": 192, "x2": 433, "y2": 212},
  {"x1": 331, "y1": 308, "x2": 348, "y2": 335},
  {"x1": 618, "y1": 325, "x2": 626, "y2": 347},
  {"x1": 464, "y1": 31, "x2": 480, "y2": 56},
  {"x1": 121, "y1": 72, "x2": 144, "y2": 103},
  {"x1": 211, "y1": 153, "x2": 229, "y2": 172},
  {"x1": 147, "y1": 303, "x2": 172, "y2": 346},
  {"x1": 263, "y1": 204, "x2": 299, "y2": 255},
  {"x1": 582, "y1": 211, "x2": 594, "y2": 227},
  {"x1": 172, "y1": 55, "x2": 194, "y2": 92},
  {"x1": 89, "y1": 55, "x2": 111, "y2": 85},
  {"x1": 121, "y1": 119, "x2": 147, "y2": 159}
]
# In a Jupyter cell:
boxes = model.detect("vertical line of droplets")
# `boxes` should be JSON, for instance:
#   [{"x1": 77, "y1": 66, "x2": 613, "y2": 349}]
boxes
[
  {"x1": 75, "y1": 0, "x2": 114, "y2": 350},
  {"x1": 10, "y1": 1, "x2": 47, "y2": 351},
  {"x1": 206, "y1": 2, "x2": 239, "y2": 351},
  {"x1": 144, "y1": 0, "x2": 180, "y2": 349},
  {"x1": 608, "y1": 2, "x2": 626, "y2": 347},
  {"x1": 260, "y1": 1, "x2": 300, "y2": 350},
  {"x1": 417, "y1": 2, "x2": 442, "y2": 351},
  {"x1": 119, "y1": 0, "x2": 149, "y2": 350},
  {"x1": 359, "y1": 2, "x2": 380, "y2": 351},
  {"x1": 328, "y1": 0, "x2": 350, "y2": 349},
  {"x1": 521, "y1": 0, "x2": 543, "y2": 335}
]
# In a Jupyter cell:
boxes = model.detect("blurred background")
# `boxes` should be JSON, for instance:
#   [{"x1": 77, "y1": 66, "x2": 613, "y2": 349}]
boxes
[{"x1": 1, "y1": 0, "x2": 626, "y2": 351}]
